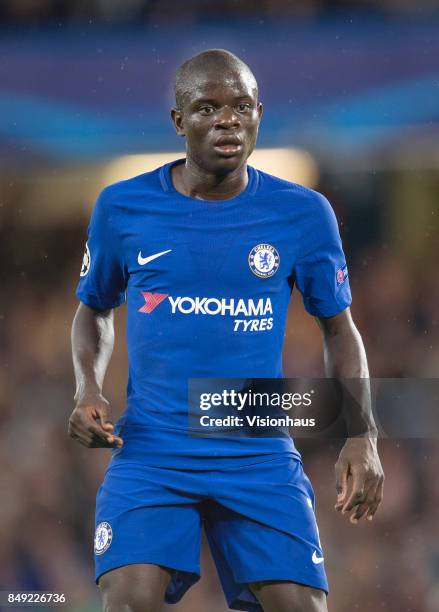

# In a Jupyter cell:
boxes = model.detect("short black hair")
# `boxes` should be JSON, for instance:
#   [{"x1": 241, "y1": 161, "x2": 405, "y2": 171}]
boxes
[{"x1": 174, "y1": 48, "x2": 258, "y2": 110}]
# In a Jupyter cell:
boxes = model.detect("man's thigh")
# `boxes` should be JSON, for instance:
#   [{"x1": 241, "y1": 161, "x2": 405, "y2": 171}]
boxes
[
  {"x1": 251, "y1": 580, "x2": 328, "y2": 612},
  {"x1": 94, "y1": 461, "x2": 204, "y2": 606},
  {"x1": 204, "y1": 457, "x2": 328, "y2": 611},
  {"x1": 98, "y1": 563, "x2": 171, "y2": 612}
]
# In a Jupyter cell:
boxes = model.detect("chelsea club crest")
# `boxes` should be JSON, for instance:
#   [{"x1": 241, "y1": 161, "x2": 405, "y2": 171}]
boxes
[
  {"x1": 94, "y1": 522, "x2": 113, "y2": 555},
  {"x1": 249, "y1": 244, "x2": 280, "y2": 278}
]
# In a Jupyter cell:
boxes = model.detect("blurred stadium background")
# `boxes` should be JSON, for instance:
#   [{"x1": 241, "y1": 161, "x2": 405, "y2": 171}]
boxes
[{"x1": 1, "y1": 1, "x2": 439, "y2": 611}]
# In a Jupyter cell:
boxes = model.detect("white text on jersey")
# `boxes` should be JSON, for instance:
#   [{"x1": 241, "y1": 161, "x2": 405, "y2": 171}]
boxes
[{"x1": 168, "y1": 296, "x2": 273, "y2": 317}]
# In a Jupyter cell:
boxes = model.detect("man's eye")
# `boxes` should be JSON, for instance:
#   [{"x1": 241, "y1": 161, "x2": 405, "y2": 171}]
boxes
[
  {"x1": 199, "y1": 106, "x2": 214, "y2": 114},
  {"x1": 237, "y1": 104, "x2": 251, "y2": 112}
]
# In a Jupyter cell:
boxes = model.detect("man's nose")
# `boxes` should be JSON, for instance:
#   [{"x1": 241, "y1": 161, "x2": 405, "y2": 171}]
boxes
[{"x1": 214, "y1": 106, "x2": 240, "y2": 129}]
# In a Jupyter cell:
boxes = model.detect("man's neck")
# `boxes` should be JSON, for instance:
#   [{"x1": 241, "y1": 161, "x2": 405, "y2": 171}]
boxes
[{"x1": 171, "y1": 158, "x2": 248, "y2": 201}]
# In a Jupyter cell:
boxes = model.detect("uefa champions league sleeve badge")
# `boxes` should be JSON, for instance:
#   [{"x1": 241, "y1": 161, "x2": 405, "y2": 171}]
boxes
[
  {"x1": 94, "y1": 522, "x2": 113, "y2": 555},
  {"x1": 249, "y1": 244, "x2": 280, "y2": 278},
  {"x1": 80, "y1": 242, "x2": 91, "y2": 277}
]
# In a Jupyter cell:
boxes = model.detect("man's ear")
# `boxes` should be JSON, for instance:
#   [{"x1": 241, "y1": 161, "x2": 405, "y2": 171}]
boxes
[
  {"x1": 171, "y1": 108, "x2": 185, "y2": 137},
  {"x1": 257, "y1": 102, "x2": 263, "y2": 121}
]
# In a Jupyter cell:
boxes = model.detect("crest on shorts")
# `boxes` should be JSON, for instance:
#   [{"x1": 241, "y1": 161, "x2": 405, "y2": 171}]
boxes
[
  {"x1": 249, "y1": 244, "x2": 280, "y2": 278},
  {"x1": 80, "y1": 242, "x2": 91, "y2": 277},
  {"x1": 94, "y1": 522, "x2": 113, "y2": 555}
]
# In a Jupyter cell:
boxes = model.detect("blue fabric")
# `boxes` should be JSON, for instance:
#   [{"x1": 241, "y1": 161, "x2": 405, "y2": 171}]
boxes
[
  {"x1": 76, "y1": 158, "x2": 351, "y2": 464},
  {"x1": 94, "y1": 455, "x2": 328, "y2": 610}
]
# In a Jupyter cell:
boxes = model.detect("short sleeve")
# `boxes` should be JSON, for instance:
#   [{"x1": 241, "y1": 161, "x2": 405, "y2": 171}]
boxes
[
  {"x1": 294, "y1": 193, "x2": 352, "y2": 318},
  {"x1": 76, "y1": 189, "x2": 127, "y2": 310}
]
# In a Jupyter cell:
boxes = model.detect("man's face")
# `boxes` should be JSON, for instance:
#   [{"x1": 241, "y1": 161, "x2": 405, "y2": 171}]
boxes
[{"x1": 172, "y1": 68, "x2": 263, "y2": 174}]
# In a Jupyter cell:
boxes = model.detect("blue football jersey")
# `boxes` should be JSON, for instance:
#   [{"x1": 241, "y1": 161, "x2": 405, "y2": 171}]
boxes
[{"x1": 76, "y1": 159, "x2": 351, "y2": 466}]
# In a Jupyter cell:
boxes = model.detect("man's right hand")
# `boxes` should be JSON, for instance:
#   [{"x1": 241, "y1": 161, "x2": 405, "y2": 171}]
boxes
[{"x1": 68, "y1": 394, "x2": 123, "y2": 448}]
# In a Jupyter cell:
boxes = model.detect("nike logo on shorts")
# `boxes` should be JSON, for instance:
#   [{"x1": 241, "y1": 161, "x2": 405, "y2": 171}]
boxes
[{"x1": 312, "y1": 550, "x2": 324, "y2": 564}]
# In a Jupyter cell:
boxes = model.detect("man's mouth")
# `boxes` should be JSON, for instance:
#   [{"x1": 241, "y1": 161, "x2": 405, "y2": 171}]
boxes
[{"x1": 213, "y1": 136, "x2": 243, "y2": 156}]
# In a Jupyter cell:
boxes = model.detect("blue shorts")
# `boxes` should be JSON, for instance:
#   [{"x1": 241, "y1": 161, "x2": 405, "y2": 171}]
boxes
[{"x1": 94, "y1": 454, "x2": 328, "y2": 611}]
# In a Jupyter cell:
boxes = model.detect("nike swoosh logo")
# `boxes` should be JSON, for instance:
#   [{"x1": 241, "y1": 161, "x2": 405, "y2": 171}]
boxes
[
  {"x1": 138, "y1": 249, "x2": 172, "y2": 266},
  {"x1": 312, "y1": 551, "x2": 324, "y2": 565}
]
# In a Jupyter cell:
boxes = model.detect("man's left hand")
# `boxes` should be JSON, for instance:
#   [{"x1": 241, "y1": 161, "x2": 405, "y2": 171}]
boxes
[{"x1": 334, "y1": 437, "x2": 384, "y2": 524}]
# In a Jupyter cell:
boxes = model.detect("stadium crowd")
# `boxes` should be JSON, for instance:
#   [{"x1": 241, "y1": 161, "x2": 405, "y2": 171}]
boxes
[{"x1": 1, "y1": 168, "x2": 439, "y2": 611}]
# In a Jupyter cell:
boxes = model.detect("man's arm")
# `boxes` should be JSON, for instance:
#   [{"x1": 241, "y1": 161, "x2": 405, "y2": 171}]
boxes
[
  {"x1": 316, "y1": 307, "x2": 384, "y2": 524},
  {"x1": 68, "y1": 302, "x2": 123, "y2": 448}
]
